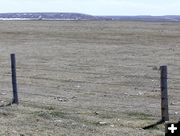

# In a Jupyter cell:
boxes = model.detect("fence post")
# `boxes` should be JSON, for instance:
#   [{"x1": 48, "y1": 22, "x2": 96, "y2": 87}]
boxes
[
  {"x1": 160, "y1": 65, "x2": 169, "y2": 122},
  {"x1": 11, "y1": 54, "x2": 19, "y2": 104}
]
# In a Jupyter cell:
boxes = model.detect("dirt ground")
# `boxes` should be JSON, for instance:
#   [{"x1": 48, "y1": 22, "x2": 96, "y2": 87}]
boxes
[{"x1": 0, "y1": 21, "x2": 180, "y2": 136}]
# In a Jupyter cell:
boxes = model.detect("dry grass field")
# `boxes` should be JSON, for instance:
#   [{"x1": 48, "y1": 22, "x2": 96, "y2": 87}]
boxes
[{"x1": 0, "y1": 21, "x2": 180, "y2": 136}]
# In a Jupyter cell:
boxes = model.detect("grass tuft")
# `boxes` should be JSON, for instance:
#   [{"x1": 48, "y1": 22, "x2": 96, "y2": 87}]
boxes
[{"x1": 126, "y1": 112, "x2": 152, "y2": 120}]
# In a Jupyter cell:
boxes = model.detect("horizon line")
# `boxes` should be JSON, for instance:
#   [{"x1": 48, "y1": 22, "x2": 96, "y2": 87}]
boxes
[{"x1": 0, "y1": 12, "x2": 179, "y2": 16}]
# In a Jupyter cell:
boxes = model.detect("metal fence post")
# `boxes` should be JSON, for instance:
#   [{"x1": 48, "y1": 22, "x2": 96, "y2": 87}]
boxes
[
  {"x1": 160, "y1": 65, "x2": 169, "y2": 122},
  {"x1": 11, "y1": 54, "x2": 19, "y2": 104}
]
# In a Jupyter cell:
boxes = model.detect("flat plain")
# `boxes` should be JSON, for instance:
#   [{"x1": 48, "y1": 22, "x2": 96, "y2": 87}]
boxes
[{"x1": 0, "y1": 21, "x2": 180, "y2": 136}]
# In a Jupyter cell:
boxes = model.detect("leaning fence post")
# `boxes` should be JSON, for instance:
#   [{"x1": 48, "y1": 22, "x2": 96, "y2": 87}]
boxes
[
  {"x1": 160, "y1": 65, "x2": 169, "y2": 122},
  {"x1": 11, "y1": 54, "x2": 19, "y2": 104}
]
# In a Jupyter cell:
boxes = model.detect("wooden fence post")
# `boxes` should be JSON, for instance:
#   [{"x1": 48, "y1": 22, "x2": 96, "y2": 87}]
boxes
[
  {"x1": 11, "y1": 54, "x2": 19, "y2": 104},
  {"x1": 160, "y1": 65, "x2": 169, "y2": 122}
]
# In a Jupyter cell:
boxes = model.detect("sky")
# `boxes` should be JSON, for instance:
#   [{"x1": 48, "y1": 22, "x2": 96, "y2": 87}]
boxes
[{"x1": 0, "y1": 0, "x2": 180, "y2": 16}]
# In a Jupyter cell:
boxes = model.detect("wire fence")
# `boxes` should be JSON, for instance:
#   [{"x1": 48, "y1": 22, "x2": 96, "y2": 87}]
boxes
[{"x1": 0, "y1": 54, "x2": 180, "y2": 124}]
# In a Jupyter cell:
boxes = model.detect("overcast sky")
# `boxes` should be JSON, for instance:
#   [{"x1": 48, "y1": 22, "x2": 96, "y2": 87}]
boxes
[{"x1": 0, "y1": 0, "x2": 179, "y2": 15}]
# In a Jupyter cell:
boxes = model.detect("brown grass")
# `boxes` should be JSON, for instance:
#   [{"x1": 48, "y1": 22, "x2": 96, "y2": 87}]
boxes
[{"x1": 0, "y1": 21, "x2": 180, "y2": 135}]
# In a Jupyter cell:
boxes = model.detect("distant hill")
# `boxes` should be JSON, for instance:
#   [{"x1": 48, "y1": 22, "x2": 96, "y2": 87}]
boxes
[
  {"x1": 0, "y1": 12, "x2": 99, "y2": 20},
  {"x1": 0, "y1": 12, "x2": 180, "y2": 22},
  {"x1": 104, "y1": 15, "x2": 180, "y2": 22}
]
